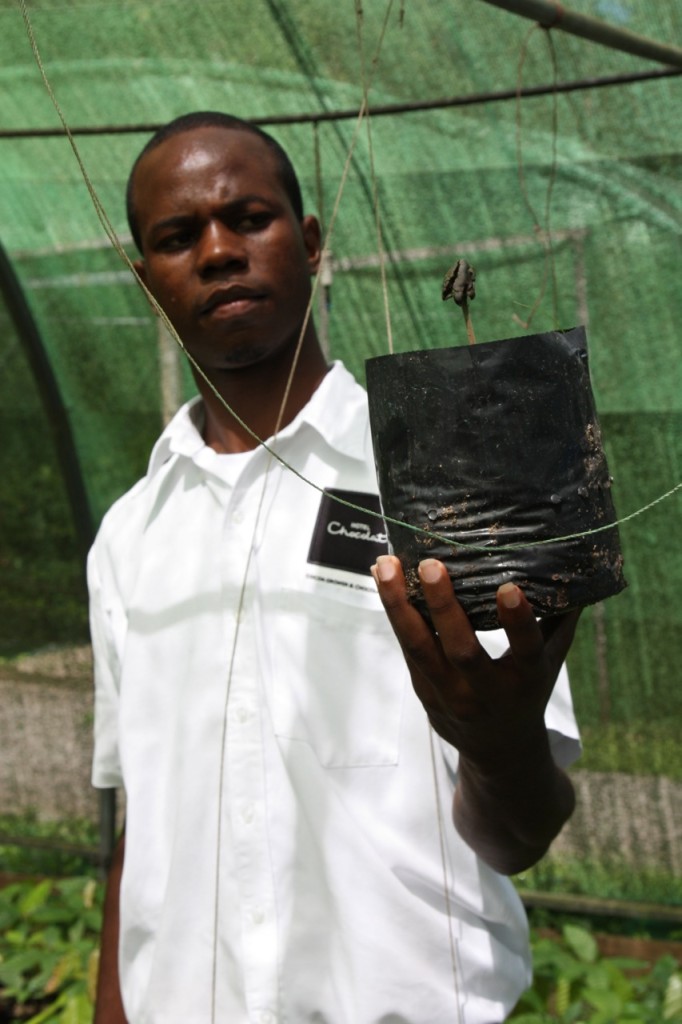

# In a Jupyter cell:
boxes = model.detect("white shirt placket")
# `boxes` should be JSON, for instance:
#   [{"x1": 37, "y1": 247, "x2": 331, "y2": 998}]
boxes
[{"x1": 221, "y1": 482, "x2": 280, "y2": 1022}]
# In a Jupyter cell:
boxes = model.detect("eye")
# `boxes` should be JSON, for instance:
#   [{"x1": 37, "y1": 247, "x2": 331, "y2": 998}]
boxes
[
  {"x1": 155, "y1": 229, "x2": 195, "y2": 253},
  {"x1": 237, "y1": 210, "x2": 275, "y2": 232}
]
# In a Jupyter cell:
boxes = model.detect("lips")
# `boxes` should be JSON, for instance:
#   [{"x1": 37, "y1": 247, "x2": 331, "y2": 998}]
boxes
[{"x1": 199, "y1": 285, "x2": 265, "y2": 316}]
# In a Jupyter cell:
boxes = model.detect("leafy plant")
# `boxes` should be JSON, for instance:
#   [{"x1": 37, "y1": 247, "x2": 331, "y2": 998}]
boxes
[
  {"x1": 1, "y1": 878, "x2": 681, "y2": 1024},
  {"x1": 0, "y1": 813, "x2": 100, "y2": 879},
  {"x1": 517, "y1": 855, "x2": 682, "y2": 906},
  {"x1": 0, "y1": 877, "x2": 102, "y2": 1023},
  {"x1": 509, "y1": 923, "x2": 682, "y2": 1022}
]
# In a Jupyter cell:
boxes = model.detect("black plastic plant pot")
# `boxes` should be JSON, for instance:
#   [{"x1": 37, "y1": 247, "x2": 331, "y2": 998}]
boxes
[{"x1": 366, "y1": 327, "x2": 626, "y2": 630}]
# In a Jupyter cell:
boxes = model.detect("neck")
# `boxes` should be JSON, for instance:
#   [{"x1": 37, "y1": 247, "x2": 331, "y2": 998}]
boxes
[{"x1": 195, "y1": 331, "x2": 329, "y2": 454}]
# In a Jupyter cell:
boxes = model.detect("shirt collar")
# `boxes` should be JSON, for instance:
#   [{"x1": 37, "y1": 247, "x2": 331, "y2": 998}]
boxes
[{"x1": 146, "y1": 361, "x2": 368, "y2": 477}]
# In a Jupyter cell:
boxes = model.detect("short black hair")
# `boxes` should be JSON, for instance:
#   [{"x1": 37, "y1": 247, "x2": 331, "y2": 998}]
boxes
[{"x1": 126, "y1": 111, "x2": 304, "y2": 251}]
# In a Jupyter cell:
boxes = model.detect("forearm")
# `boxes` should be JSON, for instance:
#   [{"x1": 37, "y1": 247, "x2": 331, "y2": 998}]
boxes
[
  {"x1": 453, "y1": 728, "x2": 575, "y2": 876},
  {"x1": 94, "y1": 831, "x2": 128, "y2": 1024}
]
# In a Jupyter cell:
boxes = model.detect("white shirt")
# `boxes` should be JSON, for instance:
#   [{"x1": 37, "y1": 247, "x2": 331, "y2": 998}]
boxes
[{"x1": 89, "y1": 362, "x2": 580, "y2": 1024}]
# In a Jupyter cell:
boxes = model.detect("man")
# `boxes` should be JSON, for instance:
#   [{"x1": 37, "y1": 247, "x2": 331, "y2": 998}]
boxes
[{"x1": 90, "y1": 111, "x2": 580, "y2": 1024}]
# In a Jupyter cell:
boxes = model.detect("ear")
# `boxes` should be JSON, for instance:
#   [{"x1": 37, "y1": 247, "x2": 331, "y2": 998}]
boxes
[
  {"x1": 132, "y1": 258, "x2": 162, "y2": 318},
  {"x1": 132, "y1": 258, "x2": 147, "y2": 287},
  {"x1": 301, "y1": 215, "x2": 322, "y2": 275}
]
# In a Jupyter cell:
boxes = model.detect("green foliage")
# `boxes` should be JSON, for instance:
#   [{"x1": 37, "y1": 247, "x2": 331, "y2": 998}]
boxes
[
  {"x1": 1, "y1": 877, "x2": 681, "y2": 1024},
  {"x1": 577, "y1": 720, "x2": 682, "y2": 781},
  {"x1": 517, "y1": 856, "x2": 682, "y2": 907},
  {"x1": 509, "y1": 924, "x2": 682, "y2": 1023},
  {"x1": 0, "y1": 404, "x2": 90, "y2": 656},
  {"x1": 0, "y1": 814, "x2": 99, "y2": 879},
  {"x1": 0, "y1": 878, "x2": 102, "y2": 1023},
  {"x1": 526, "y1": 904, "x2": 682, "y2": 946},
  {"x1": 0, "y1": 558, "x2": 89, "y2": 658}
]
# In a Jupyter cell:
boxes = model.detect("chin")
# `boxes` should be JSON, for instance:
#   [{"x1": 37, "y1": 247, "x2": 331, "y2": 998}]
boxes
[
  {"x1": 222, "y1": 345, "x2": 274, "y2": 370},
  {"x1": 217, "y1": 336, "x2": 300, "y2": 372}
]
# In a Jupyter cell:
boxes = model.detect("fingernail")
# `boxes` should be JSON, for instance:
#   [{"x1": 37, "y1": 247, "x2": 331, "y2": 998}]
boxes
[
  {"x1": 419, "y1": 559, "x2": 441, "y2": 584},
  {"x1": 498, "y1": 582, "x2": 521, "y2": 608},
  {"x1": 373, "y1": 555, "x2": 396, "y2": 583}
]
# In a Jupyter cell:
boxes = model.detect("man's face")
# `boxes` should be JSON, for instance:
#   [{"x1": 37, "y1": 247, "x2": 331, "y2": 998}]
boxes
[{"x1": 131, "y1": 126, "x2": 321, "y2": 372}]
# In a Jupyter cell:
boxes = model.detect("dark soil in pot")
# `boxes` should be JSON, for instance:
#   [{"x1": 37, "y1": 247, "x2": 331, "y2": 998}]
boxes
[{"x1": 366, "y1": 326, "x2": 626, "y2": 630}]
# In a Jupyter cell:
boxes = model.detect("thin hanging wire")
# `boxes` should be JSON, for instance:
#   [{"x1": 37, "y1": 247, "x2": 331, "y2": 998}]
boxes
[
  {"x1": 17, "y1": 8, "x2": 682, "y2": 1015},
  {"x1": 209, "y1": 492, "x2": 266, "y2": 1020},
  {"x1": 355, "y1": 5, "x2": 459, "y2": 1008},
  {"x1": 428, "y1": 726, "x2": 464, "y2": 1024},
  {"x1": 16, "y1": 7, "x2": 394, "y2": 1019},
  {"x1": 208, "y1": 7, "x2": 401, "y2": 1009},
  {"x1": 17, "y1": 2, "x2": 681, "y2": 553},
  {"x1": 312, "y1": 120, "x2": 331, "y2": 355},
  {"x1": 513, "y1": 22, "x2": 560, "y2": 330},
  {"x1": 355, "y1": 0, "x2": 395, "y2": 353},
  {"x1": 268, "y1": 2, "x2": 398, "y2": 441}
]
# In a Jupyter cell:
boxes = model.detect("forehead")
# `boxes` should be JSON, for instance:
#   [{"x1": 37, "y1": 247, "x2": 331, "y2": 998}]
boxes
[{"x1": 133, "y1": 126, "x2": 284, "y2": 209}]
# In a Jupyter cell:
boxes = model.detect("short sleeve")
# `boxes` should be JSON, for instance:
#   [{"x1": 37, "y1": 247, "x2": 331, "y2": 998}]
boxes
[{"x1": 88, "y1": 544, "x2": 124, "y2": 789}]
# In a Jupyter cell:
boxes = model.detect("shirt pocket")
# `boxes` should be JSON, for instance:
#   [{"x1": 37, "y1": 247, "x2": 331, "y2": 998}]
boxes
[{"x1": 262, "y1": 583, "x2": 406, "y2": 768}]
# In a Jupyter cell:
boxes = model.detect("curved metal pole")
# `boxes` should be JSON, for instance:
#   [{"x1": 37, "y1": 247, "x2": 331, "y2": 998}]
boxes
[
  {"x1": 480, "y1": 0, "x2": 682, "y2": 69},
  {"x1": 0, "y1": 242, "x2": 116, "y2": 869},
  {"x1": 0, "y1": 241, "x2": 95, "y2": 561},
  {"x1": 1, "y1": 66, "x2": 680, "y2": 141}
]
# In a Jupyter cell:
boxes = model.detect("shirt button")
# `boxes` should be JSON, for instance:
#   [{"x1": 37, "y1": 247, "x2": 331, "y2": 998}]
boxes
[
  {"x1": 241, "y1": 803, "x2": 255, "y2": 824},
  {"x1": 232, "y1": 508, "x2": 245, "y2": 524},
  {"x1": 251, "y1": 908, "x2": 265, "y2": 925},
  {"x1": 259, "y1": 1012, "x2": 274, "y2": 1024},
  {"x1": 236, "y1": 706, "x2": 249, "y2": 724}
]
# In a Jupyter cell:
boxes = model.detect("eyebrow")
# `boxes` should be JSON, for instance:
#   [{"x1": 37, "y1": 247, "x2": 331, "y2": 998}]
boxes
[
  {"x1": 148, "y1": 194, "x2": 279, "y2": 239},
  {"x1": 148, "y1": 214, "x2": 194, "y2": 240}
]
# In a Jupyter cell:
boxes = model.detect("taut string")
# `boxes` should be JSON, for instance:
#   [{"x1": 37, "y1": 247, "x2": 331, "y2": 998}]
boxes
[{"x1": 18, "y1": 0, "x2": 681, "y2": 558}]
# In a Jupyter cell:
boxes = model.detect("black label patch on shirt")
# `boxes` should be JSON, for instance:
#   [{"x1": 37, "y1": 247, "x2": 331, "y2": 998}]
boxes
[{"x1": 308, "y1": 489, "x2": 389, "y2": 576}]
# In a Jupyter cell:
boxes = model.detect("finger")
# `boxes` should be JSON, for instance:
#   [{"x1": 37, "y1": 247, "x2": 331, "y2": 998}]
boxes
[
  {"x1": 371, "y1": 555, "x2": 450, "y2": 687},
  {"x1": 372, "y1": 557, "x2": 466, "y2": 708},
  {"x1": 373, "y1": 555, "x2": 481, "y2": 721},
  {"x1": 416, "y1": 559, "x2": 490, "y2": 676},
  {"x1": 495, "y1": 582, "x2": 545, "y2": 667},
  {"x1": 495, "y1": 584, "x2": 579, "y2": 687},
  {"x1": 539, "y1": 607, "x2": 582, "y2": 647},
  {"x1": 539, "y1": 607, "x2": 582, "y2": 680}
]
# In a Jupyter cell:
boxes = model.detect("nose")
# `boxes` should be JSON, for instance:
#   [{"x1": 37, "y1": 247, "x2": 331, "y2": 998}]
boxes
[{"x1": 196, "y1": 220, "x2": 247, "y2": 276}]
